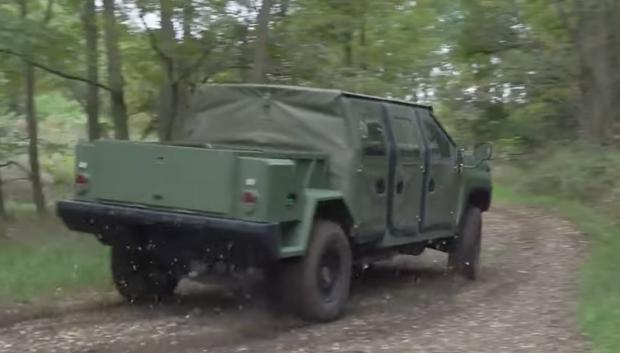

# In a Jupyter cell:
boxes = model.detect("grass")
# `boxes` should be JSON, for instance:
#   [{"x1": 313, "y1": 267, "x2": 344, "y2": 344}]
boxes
[
  {"x1": 495, "y1": 185, "x2": 620, "y2": 353},
  {"x1": 0, "y1": 221, "x2": 111, "y2": 303},
  {"x1": 0, "y1": 180, "x2": 618, "y2": 352}
]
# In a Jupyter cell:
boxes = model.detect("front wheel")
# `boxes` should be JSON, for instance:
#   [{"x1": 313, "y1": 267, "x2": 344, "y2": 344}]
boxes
[
  {"x1": 111, "y1": 245, "x2": 179, "y2": 303},
  {"x1": 274, "y1": 220, "x2": 352, "y2": 322},
  {"x1": 448, "y1": 206, "x2": 482, "y2": 280}
]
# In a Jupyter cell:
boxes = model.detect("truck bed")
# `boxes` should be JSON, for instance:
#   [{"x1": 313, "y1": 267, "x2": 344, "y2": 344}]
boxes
[{"x1": 74, "y1": 140, "x2": 327, "y2": 221}]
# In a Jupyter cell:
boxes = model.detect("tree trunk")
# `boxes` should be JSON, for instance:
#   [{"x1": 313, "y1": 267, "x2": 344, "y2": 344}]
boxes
[
  {"x1": 343, "y1": 33, "x2": 353, "y2": 67},
  {"x1": 182, "y1": 2, "x2": 194, "y2": 42},
  {"x1": 23, "y1": 64, "x2": 47, "y2": 217},
  {"x1": 238, "y1": 25, "x2": 251, "y2": 82},
  {"x1": 280, "y1": 0, "x2": 290, "y2": 17},
  {"x1": 250, "y1": 0, "x2": 274, "y2": 83},
  {"x1": 102, "y1": 0, "x2": 129, "y2": 140},
  {"x1": 157, "y1": 0, "x2": 178, "y2": 141},
  {"x1": 0, "y1": 171, "x2": 6, "y2": 219},
  {"x1": 359, "y1": 0, "x2": 367, "y2": 70},
  {"x1": 20, "y1": 0, "x2": 47, "y2": 218},
  {"x1": 0, "y1": 170, "x2": 7, "y2": 237},
  {"x1": 577, "y1": 0, "x2": 620, "y2": 145},
  {"x1": 607, "y1": 0, "x2": 620, "y2": 145},
  {"x1": 82, "y1": 0, "x2": 100, "y2": 141}
]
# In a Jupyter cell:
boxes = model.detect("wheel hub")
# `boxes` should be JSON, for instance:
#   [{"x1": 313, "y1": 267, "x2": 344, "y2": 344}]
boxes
[
  {"x1": 320, "y1": 265, "x2": 333, "y2": 286},
  {"x1": 317, "y1": 248, "x2": 341, "y2": 299}
]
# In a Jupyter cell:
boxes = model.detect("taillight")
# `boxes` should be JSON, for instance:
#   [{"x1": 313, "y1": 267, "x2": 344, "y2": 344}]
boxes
[
  {"x1": 241, "y1": 190, "x2": 259, "y2": 205},
  {"x1": 75, "y1": 174, "x2": 88, "y2": 185}
]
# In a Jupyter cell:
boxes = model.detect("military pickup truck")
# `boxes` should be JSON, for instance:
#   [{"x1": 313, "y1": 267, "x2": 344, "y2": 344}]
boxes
[{"x1": 57, "y1": 84, "x2": 492, "y2": 322}]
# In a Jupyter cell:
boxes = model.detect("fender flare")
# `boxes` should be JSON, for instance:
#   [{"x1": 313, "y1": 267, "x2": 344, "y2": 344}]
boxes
[{"x1": 279, "y1": 189, "x2": 348, "y2": 258}]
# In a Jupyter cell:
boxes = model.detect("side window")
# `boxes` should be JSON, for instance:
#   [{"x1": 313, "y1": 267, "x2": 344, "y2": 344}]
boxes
[
  {"x1": 421, "y1": 115, "x2": 452, "y2": 160},
  {"x1": 361, "y1": 120, "x2": 387, "y2": 156},
  {"x1": 391, "y1": 117, "x2": 421, "y2": 162},
  {"x1": 348, "y1": 98, "x2": 388, "y2": 157}
]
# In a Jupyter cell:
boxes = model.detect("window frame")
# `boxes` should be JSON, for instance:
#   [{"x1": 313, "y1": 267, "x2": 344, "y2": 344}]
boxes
[
  {"x1": 361, "y1": 120, "x2": 388, "y2": 157},
  {"x1": 418, "y1": 111, "x2": 455, "y2": 161},
  {"x1": 390, "y1": 115, "x2": 423, "y2": 163}
]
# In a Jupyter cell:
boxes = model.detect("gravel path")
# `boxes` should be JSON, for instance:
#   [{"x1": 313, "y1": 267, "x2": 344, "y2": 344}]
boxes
[{"x1": 0, "y1": 204, "x2": 588, "y2": 353}]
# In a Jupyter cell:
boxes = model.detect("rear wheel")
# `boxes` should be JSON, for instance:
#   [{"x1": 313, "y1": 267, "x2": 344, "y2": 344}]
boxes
[
  {"x1": 448, "y1": 206, "x2": 482, "y2": 280},
  {"x1": 273, "y1": 220, "x2": 352, "y2": 322},
  {"x1": 111, "y1": 245, "x2": 179, "y2": 303}
]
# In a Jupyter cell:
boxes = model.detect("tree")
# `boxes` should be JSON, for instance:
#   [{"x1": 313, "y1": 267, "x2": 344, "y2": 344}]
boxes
[
  {"x1": 155, "y1": 0, "x2": 178, "y2": 141},
  {"x1": 0, "y1": 169, "x2": 7, "y2": 237},
  {"x1": 81, "y1": 0, "x2": 100, "y2": 141},
  {"x1": 18, "y1": 0, "x2": 49, "y2": 218},
  {"x1": 137, "y1": 0, "x2": 244, "y2": 141},
  {"x1": 102, "y1": 0, "x2": 129, "y2": 139},
  {"x1": 250, "y1": 0, "x2": 274, "y2": 83},
  {"x1": 568, "y1": 0, "x2": 620, "y2": 145}
]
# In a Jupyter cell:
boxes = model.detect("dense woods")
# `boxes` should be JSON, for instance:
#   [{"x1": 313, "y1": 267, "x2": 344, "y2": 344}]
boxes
[{"x1": 0, "y1": 0, "x2": 619, "y2": 220}]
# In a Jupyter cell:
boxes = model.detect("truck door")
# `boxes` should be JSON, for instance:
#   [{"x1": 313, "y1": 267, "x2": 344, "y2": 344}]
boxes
[
  {"x1": 350, "y1": 99, "x2": 389, "y2": 239},
  {"x1": 417, "y1": 109, "x2": 459, "y2": 233},
  {"x1": 385, "y1": 104, "x2": 425, "y2": 235}
]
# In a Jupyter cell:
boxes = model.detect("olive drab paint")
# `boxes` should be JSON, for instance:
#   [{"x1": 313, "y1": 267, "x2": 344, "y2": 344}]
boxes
[{"x1": 62, "y1": 84, "x2": 492, "y2": 258}]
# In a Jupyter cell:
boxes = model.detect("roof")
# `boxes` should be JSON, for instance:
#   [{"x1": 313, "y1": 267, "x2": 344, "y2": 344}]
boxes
[{"x1": 206, "y1": 84, "x2": 433, "y2": 111}]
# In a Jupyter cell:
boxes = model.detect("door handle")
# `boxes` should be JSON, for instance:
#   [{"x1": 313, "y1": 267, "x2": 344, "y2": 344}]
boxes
[
  {"x1": 396, "y1": 180, "x2": 404, "y2": 194},
  {"x1": 374, "y1": 179, "x2": 386, "y2": 195},
  {"x1": 429, "y1": 178, "x2": 436, "y2": 192}
]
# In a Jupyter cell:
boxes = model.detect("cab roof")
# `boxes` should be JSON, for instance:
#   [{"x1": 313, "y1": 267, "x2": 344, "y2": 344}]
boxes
[{"x1": 202, "y1": 84, "x2": 433, "y2": 111}]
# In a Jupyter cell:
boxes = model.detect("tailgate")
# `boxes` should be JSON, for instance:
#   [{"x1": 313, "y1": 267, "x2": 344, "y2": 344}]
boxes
[{"x1": 87, "y1": 140, "x2": 236, "y2": 214}]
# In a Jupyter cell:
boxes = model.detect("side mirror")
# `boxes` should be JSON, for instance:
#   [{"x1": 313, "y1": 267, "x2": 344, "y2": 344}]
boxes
[{"x1": 473, "y1": 143, "x2": 493, "y2": 161}]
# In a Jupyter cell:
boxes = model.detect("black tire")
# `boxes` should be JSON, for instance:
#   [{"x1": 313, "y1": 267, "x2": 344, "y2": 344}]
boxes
[
  {"x1": 276, "y1": 220, "x2": 352, "y2": 322},
  {"x1": 111, "y1": 245, "x2": 179, "y2": 303},
  {"x1": 448, "y1": 206, "x2": 482, "y2": 280}
]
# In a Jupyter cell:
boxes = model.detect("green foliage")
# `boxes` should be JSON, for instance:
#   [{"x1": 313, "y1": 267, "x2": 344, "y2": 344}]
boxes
[
  {"x1": 0, "y1": 0, "x2": 606, "y2": 151},
  {"x1": 36, "y1": 92, "x2": 84, "y2": 123},
  {"x1": 499, "y1": 145, "x2": 620, "y2": 216},
  {"x1": 0, "y1": 4, "x2": 617, "y2": 350},
  {"x1": 433, "y1": 0, "x2": 582, "y2": 148},
  {"x1": 40, "y1": 152, "x2": 74, "y2": 185},
  {"x1": 270, "y1": 0, "x2": 447, "y2": 97}
]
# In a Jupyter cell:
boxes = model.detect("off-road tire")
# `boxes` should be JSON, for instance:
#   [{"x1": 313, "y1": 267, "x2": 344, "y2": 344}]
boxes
[
  {"x1": 276, "y1": 220, "x2": 352, "y2": 322},
  {"x1": 448, "y1": 206, "x2": 482, "y2": 280},
  {"x1": 111, "y1": 245, "x2": 179, "y2": 303}
]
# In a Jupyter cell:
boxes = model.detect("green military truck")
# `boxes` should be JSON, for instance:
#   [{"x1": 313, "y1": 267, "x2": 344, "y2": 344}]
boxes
[{"x1": 57, "y1": 84, "x2": 492, "y2": 322}]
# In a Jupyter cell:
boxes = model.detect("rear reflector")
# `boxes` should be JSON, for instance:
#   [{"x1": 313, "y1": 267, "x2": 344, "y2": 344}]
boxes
[
  {"x1": 75, "y1": 174, "x2": 88, "y2": 185},
  {"x1": 241, "y1": 190, "x2": 259, "y2": 204}
]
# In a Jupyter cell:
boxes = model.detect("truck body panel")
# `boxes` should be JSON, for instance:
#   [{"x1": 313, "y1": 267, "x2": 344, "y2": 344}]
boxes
[
  {"x1": 75, "y1": 140, "x2": 328, "y2": 224},
  {"x1": 59, "y1": 83, "x2": 491, "y2": 263}
]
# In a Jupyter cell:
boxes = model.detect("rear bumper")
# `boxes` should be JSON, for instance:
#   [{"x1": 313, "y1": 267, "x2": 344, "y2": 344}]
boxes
[{"x1": 56, "y1": 200, "x2": 281, "y2": 261}]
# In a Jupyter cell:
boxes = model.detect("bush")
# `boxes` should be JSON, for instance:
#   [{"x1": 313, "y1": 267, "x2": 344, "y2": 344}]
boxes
[
  {"x1": 497, "y1": 144, "x2": 620, "y2": 217},
  {"x1": 41, "y1": 152, "x2": 74, "y2": 185}
]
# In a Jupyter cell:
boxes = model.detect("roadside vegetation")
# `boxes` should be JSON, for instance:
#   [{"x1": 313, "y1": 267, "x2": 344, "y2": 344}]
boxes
[
  {"x1": 0, "y1": 0, "x2": 619, "y2": 351},
  {"x1": 495, "y1": 147, "x2": 620, "y2": 353},
  {"x1": 0, "y1": 219, "x2": 110, "y2": 303}
]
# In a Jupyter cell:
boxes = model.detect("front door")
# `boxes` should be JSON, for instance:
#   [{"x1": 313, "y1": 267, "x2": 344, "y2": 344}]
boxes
[
  {"x1": 417, "y1": 110, "x2": 459, "y2": 233},
  {"x1": 385, "y1": 104, "x2": 425, "y2": 236}
]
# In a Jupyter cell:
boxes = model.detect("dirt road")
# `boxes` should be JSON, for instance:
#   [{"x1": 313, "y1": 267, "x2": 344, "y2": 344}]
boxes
[{"x1": 0, "y1": 205, "x2": 588, "y2": 353}]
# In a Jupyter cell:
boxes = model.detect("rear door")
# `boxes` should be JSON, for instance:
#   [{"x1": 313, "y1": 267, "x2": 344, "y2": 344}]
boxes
[
  {"x1": 417, "y1": 109, "x2": 459, "y2": 233},
  {"x1": 385, "y1": 104, "x2": 425, "y2": 235},
  {"x1": 349, "y1": 99, "x2": 389, "y2": 238}
]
